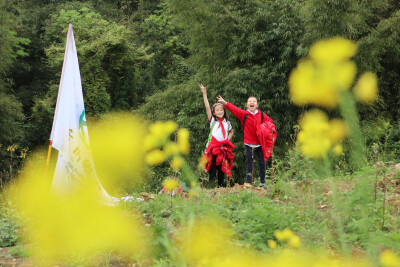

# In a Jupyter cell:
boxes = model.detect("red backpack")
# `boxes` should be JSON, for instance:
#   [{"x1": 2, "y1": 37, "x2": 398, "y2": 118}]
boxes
[{"x1": 243, "y1": 111, "x2": 276, "y2": 161}]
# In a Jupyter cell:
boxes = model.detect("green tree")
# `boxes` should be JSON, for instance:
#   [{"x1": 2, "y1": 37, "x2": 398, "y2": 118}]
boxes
[
  {"x1": 139, "y1": 0, "x2": 305, "y2": 183},
  {"x1": 0, "y1": 0, "x2": 29, "y2": 181},
  {"x1": 357, "y1": 9, "x2": 400, "y2": 122},
  {"x1": 43, "y1": 5, "x2": 150, "y2": 114}
]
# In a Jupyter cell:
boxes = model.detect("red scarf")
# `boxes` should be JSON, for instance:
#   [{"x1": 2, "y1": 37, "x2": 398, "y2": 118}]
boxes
[{"x1": 217, "y1": 117, "x2": 226, "y2": 138}]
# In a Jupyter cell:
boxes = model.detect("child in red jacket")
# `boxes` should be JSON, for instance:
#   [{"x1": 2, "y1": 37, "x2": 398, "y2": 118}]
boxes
[{"x1": 217, "y1": 95, "x2": 272, "y2": 188}]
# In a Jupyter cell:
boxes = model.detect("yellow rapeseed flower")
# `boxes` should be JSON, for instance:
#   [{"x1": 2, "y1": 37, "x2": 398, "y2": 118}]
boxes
[
  {"x1": 380, "y1": 249, "x2": 400, "y2": 267},
  {"x1": 177, "y1": 128, "x2": 190, "y2": 154},
  {"x1": 164, "y1": 143, "x2": 179, "y2": 157},
  {"x1": 333, "y1": 60, "x2": 357, "y2": 91},
  {"x1": 289, "y1": 37, "x2": 358, "y2": 108},
  {"x1": 170, "y1": 156, "x2": 183, "y2": 171},
  {"x1": 332, "y1": 143, "x2": 343, "y2": 156},
  {"x1": 143, "y1": 135, "x2": 158, "y2": 151},
  {"x1": 90, "y1": 113, "x2": 146, "y2": 191},
  {"x1": 145, "y1": 149, "x2": 166, "y2": 165},
  {"x1": 145, "y1": 121, "x2": 178, "y2": 151},
  {"x1": 297, "y1": 110, "x2": 332, "y2": 158},
  {"x1": 268, "y1": 240, "x2": 278, "y2": 249},
  {"x1": 176, "y1": 217, "x2": 233, "y2": 265},
  {"x1": 8, "y1": 157, "x2": 151, "y2": 265},
  {"x1": 275, "y1": 229, "x2": 294, "y2": 242},
  {"x1": 309, "y1": 37, "x2": 357, "y2": 66},
  {"x1": 7, "y1": 144, "x2": 18, "y2": 152},
  {"x1": 163, "y1": 178, "x2": 179, "y2": 191},
  {"x1": 354, "y1": 71, "x2": 378, "y2": 103},
  {"x1": 289, "y1": 60, "x2": 356, "y2": 108},
  {"x1": 163, "y1": 120, "x2": 178, "y2": 135},
  {"x1": 328, "y1": 119, "x2": 348, "y2": 143},
  {"x1": 289, "y1": 60, "x2": 338, "y2": 108},
  {"x1": 287, "y1": 235, "x2": 301, "y2": 248}
]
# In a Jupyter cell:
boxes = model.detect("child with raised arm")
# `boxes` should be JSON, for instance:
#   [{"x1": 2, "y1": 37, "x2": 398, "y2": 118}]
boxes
[
  {"x1": 216, "y1": 95, "x2": 275, "y2": 188},
  {"x1": 199, "y1": 84, "x2": 235, "y2": 187}
]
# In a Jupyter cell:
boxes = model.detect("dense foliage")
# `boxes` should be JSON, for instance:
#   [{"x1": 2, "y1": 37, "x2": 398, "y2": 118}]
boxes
[{"x1": 0, "y1": 0, "x2": 398, "y2": 184}]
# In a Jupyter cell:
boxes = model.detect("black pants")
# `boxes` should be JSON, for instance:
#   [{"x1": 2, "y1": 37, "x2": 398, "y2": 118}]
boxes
[
  {"x1": 245, "y1": 145, "x2": 266, "y2": 184},
  {"x1": 209, "y1": 155, "x2": 225, "y2": 187}
]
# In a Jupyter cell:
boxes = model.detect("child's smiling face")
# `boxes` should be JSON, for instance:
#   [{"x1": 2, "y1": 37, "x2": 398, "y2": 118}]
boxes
[
  {"x1": 213, "y1": 105, "x2": 225, "y2": 119},
  {"x1": 246, "y1": 97, "x2": 258, "y2": 113}
]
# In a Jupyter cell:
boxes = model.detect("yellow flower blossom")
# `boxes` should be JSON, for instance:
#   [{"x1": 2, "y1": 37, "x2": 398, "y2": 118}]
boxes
[
  {"x1": 275, "y1": 229, "x2": 294, "y2": 242},
  {"x1": 170, "y1": 156, "x2": 183, "y2": 171},
  {"x1": 8, "y1": 157, "x2": 151, "y2": 265},
  {"x1": 297, "y1": 110, "x2": 332, "y2": 158},
  {"x1": 19, "y1": 147, "x2": 29, "y2": 159},
  {"x1": 289, "y1": 60, "x2": 337, "y2": 108},
  {"x1": 380, "y1": 249, "x2": 400, "y2": 267},
  {"x1": 163, "y1": 178, "x2": 179, "y2": 191},
  {"x1": 334, "y1": 61, "x2": 357, "y2": 90},
  {"x1": 143, "y1": 135, "x2": 158, "y2": 151},
  {"x1": 164, "y1": 143, "x2": 179, "y2": 157},
  {"x1": 354, "y1": 72, "x2": 378, "y2": 103},
  {"x1": 164, "y1": 120, "x2": 178, "y2": 135},
  {"x1": 7, "y1": 144, "x2": 18, "y2": 152},
  {"x1": 145, "y1": 149, "x2": 166, "y2": 165},
  {"x1": 177, "y1": 128, "x2": 190, "y2": 154},
  {"x1": 145, "y1": 121, "x2": 178, "y2": 151},
  {"x1": 90, "y1": 113, "x2": 146, "y2": 191},
  {"x1": 287, "y1": 234, "x2": 301, "y2": 248},
  {"x1": 176, "y1": 217, "x2": 233, "y2": 265},
  {"x1": 268, "y1": 240, "x2": 278, "y2": 249},
  {"x1": 332, "y1": 143, "x2": 343, "y2": 156},
  {"x1": 289, "y1": 38, "x2": 358, "y2": 108},
  {"x1": 297, "y1": 110, "x2": 349, "y2": 158},
  {"x1": 328, "y1": 119, "x2": 348, "y2": 143},
  {"x1": 309, "y1": 37, "x2": 357, "y2": 66},
  {"x1": 149, "y1": 121, "x2": 177, "y2": 137}
]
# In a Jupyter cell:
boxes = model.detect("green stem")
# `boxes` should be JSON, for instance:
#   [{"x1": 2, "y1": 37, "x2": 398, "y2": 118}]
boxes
[
  {"x1": 323, "y1": 155, "x2": 349, "y2": 255},
  {"x1": 339, "y1": 90, "x2": 367, "y2": 169}
]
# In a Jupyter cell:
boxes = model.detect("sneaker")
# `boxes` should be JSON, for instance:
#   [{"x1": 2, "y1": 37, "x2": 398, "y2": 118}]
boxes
[{"x1": 259, "y1": 183, "x2": 265, "y2": 188}]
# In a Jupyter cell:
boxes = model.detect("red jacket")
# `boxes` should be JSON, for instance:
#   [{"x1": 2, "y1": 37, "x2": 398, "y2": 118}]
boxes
[
  {"x1": 225, "y1": 102, "x2": 270, "y2": 145},
  {"x1": 204, "y1": 137, "x2": 235, "y2": 178},
  {"x1": 257, "y1": 121, "x2": 277, "y2": 161}
]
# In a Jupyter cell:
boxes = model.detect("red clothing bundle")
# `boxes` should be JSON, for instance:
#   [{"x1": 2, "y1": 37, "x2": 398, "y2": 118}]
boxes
[
  {"x1": 225, "y1": 102, "x2": 276, "y2": 161},
  {"x1": 258, "y1": 120, "x2": 277, "y2": 160},
  {"x1": 204, "y1": 137, "x2": 235, "y2": 178}
]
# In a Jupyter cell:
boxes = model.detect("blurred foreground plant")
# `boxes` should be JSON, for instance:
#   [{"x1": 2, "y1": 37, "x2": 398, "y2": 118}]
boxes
[
  {"x1": 169, "y1": 215, "x2": 372, "y2": 267},
  {"x1": 287, "y1": 37, "x2": 393, "y2": 259},
  {"x1": 7, "y1": 155, "x2": 152, "y2": 265},
  {"x1": 289, "y1": 37, "x2": 378, "y2": 168}
]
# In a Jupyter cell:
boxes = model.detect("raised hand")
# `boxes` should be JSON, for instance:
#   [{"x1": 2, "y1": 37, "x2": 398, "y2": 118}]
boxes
[
  {"x1": 216, "y1": 95, "x2": 227, "y2": 105},
  {"x1": 199, "y1": 84, "x2": 207, "y2": 94},
  {"x1": 199, "y1": 84, "x2": 212, "y2": 120}
]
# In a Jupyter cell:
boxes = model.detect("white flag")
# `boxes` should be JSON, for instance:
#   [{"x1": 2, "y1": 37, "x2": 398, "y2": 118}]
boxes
[{"x1": 50, "y1": 24, "x2": 113, "y2": 203}]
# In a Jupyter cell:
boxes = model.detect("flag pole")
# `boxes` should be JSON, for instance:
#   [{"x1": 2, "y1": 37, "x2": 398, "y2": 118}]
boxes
[
  {"x1": 47, "y1": 24, "x2": 73, "y2": 178},
  {"x1": 45, "y1": 140, "x2": 52, "y2": 178}
]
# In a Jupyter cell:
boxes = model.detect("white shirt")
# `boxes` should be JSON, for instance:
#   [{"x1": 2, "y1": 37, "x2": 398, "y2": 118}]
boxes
[
  {"x1": 247, "y1": 109, "x2": 259, "y2": 115},
  {"x1": 209, "y1": 117, "x2": 232, "y2": 142}
]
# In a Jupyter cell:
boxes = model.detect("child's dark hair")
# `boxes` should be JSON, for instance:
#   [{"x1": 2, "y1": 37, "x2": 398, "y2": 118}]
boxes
[
  {"x1": 211, "y1": 103, "x2": 228, "y2": 120},
  {"x1": 247, "y1": 96, "x2": 258, "y2": 102}
]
